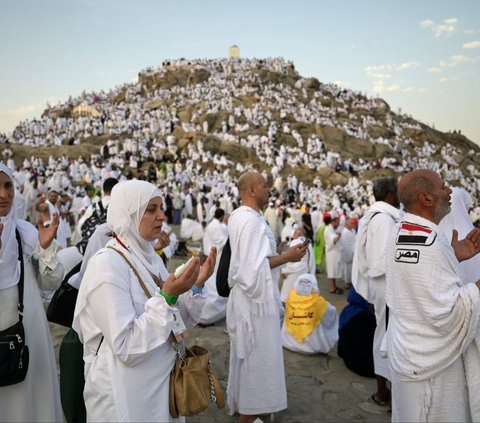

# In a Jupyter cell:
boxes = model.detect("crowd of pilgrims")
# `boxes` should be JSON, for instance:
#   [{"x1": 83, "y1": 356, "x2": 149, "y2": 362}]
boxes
[
  {"x1": 1, "y1": 57, "x2": 479, "y2": 209},
  {"x1": 2, "y1": 57, "x2": 480, "y2": 421}
]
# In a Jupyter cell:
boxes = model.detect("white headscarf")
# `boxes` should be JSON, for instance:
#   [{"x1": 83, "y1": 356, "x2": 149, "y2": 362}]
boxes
[
  {"x1": 293, "y1": 273, "x2": 319, "y2": 294},
  {"x1": 0, "y1": 164, "x2": 20, "y2": 290},
  {"x1": 439, "y1": 187, "x2": 480, "y2": 284},
  {"x1": 106, "y1": 180, "x2": 162, "y2": 275}
]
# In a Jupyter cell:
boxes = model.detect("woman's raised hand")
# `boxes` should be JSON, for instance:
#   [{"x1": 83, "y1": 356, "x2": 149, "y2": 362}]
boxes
[
  {"x1": 37, "y1": 212, "x2": 59, "y2": 249},
  {"x1": 162, "y1": 256, "x2": 200, "y2": 296},
  {"x1": 195, "y1": 246, "x2": 217, "y2": 287}
]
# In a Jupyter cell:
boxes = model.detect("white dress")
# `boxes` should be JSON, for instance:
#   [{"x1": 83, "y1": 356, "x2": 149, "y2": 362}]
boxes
[
  {"x1": 0, "y1": 221, "x2": 64, "y2": 423},
  {"x1": 226, "y1": 206, "x2": 287, "y2": 415},
  {"x1": 199, "y1": 219, "x2": 229, "y2": 324},
  {"x1": 324, "y1": 224, "x2": 342, "y2": 279},
  {"x1": 73, "y1": 239, "x2": 206, "y2": 422},
  {"x1": 339, "y1": 227, "x2": 356, "y2": 284},
  {"x1": 281, "y1": 303, "x2": 339, "y2": 354}
]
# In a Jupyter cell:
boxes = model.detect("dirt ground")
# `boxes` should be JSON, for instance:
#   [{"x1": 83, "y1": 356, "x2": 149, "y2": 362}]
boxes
[{"x1": 48, "y1": 256, "x2": 391, "y2": 423}]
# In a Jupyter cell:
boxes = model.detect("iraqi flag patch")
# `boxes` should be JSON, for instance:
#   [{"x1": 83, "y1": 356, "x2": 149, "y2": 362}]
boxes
[{"x1": 396, "y1": 222, "x2": 437, "y2": 246}]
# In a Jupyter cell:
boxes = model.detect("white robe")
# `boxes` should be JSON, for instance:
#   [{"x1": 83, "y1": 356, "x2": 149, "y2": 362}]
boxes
[
  {"x1": 439, "y1": 187, "x2": 480, "y2": 285},
  {"x1": 226, "y1": 206, "x2": 287, "y2": 415},
  {"x1": 281, "y1": 303, "x2": 339, "y2": 354},
  {"x1": 384, "y1": 213, "x2": 480, "y2": 422},
  {"x1": 339, "y1": 227, "x2": 356, "y2": 284},
  {"x1": 73, "y1": 239, "x2": 206, "y2": 422},
  {"x1": 324, "y1": 224, "x2": 342, "y2": 279},
  {"x1": 351, "y1": 201, "x2": 401, "y2": 379},
  {"x1": 199, "y1": 219, "x2": 228, "y2": 325},
  {"x1": 0, "y1": 221, "x2": 64, "y2": 423}
]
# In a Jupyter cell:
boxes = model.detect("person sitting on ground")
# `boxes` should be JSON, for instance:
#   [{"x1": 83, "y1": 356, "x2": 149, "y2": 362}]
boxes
[
  {"x1": 337, "y1": 286, "x2": 376, "y2": 378},
  {"x1": 281, "y1": 273, "x2": 339, "y2": 354}
]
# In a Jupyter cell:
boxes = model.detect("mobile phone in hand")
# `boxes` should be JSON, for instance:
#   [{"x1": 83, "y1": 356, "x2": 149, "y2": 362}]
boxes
[{"x1": 302, "y1": 238, "x2": 311, "y2": 247}]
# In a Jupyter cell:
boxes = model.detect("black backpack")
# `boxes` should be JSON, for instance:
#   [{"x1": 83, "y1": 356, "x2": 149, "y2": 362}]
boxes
[
  {"x1": 78, "y1": 200, "x2": 107, "y2": 254},
  {"x1": 215, "y1": 238, "x2": 231, "y2": 297}
]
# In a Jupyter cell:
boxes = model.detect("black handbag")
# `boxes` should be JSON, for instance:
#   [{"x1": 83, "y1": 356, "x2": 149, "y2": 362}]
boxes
[
  {"x1": 215, "y1": 238, "x2": 231, "y2": 297},
  {"x1": 0, "y1": 228, "x2": 29, "y2": 387},
  {"x1": 47, "y1": 260, "x2": 82, "y2": 328}
]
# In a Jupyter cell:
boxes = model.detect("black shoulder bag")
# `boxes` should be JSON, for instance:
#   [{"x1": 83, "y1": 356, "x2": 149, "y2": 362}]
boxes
[
  {"x1": 215, "y1": 238, "x2": 231, "y2": 297},
  {"x1": 47, "y1": 260, "x2": 82, "y2": 328},
  {"x1": 0, "y1": 228, "x2": 29, "y2": 387}
]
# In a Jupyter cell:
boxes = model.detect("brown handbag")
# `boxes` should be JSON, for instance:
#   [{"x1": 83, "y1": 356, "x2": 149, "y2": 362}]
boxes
[
  {"x1": 107, "y1": 247, "x2": 225, "y2": 418},
  {"x1": 169, "y1": 344, "x2": 225, "y2": 418}
]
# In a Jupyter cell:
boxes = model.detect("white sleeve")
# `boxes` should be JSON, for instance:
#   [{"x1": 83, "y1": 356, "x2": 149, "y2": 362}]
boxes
[
  {"x1": 35, "y1": 240, "x2": 66, "y2": 290},
  {"x1": 367, "y1": 214, "x2": 396, "y2": 279},
  {"x1": 80, "y1": 254, "x2": 177, "y2": 366}
]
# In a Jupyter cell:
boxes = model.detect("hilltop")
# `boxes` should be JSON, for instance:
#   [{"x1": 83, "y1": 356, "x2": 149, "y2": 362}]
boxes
[{"x1": 1, "y1": 57, "x2": 479, "y2": 190}]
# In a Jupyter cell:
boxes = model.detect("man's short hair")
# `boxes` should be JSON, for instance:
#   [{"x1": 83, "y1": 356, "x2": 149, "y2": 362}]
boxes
[
  {"x1": 103, "y1": 178, "x2": 119, "y2": 195},
  {"x1": 214, "y1": 208, "x2": 225, "y2": 220},
  {"x1": 373, "y1": 177, "x2": 397, "y2": 202},
  {"x1": 398, "y1": 175, "x2": 433, "y2": 211}
]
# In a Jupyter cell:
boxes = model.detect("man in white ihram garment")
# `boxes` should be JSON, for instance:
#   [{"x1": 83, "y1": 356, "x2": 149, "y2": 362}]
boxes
[
  {"x1": 198, "y1": 207, "x2": 229, "y2": 325},
  {"x1": 383, "y1": 169, "x2": 480, "y2": 422},
  {"x1": 226, "y1": 172, "x2": 307, "y2": 423},
  {"x1": 351, "y1": 177, "x2": 401, "y2": 407},
  {"x1": 324, "y1": 212, "x2": 344, "y2": 294},
  {"x1": 339, "y1": 217, "x2": 356, "y2": 288}
]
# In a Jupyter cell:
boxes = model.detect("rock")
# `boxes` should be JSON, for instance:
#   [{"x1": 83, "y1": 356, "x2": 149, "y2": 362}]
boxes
[{"x1": 304, "y1": 77, "x2": 320, "y2": 90}]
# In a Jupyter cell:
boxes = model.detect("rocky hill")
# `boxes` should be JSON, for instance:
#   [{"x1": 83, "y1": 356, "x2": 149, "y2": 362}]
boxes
[{"x1": 1, "y1": 57, "x2": 479, "y2": 189}]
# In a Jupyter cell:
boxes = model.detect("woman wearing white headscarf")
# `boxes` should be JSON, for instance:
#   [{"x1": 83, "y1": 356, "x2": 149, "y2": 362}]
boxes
[
  {"x1": 281, "y1": 273, "x2": 339, "y2": 354},
  {"x1": 73, "y1": 180, "x2": 216, "y2": 422},
  {"x1": 0, "y1": 164, "x2": 64, "y2": 422},
  {"x1": 439, "y1": 187, "x2": 480, "y2": 285}
]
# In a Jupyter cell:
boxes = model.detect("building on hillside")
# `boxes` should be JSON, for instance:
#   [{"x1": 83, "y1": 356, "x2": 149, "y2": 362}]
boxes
[{"x1": 229, "y1": 45, "x2": 240, "y2": 59}]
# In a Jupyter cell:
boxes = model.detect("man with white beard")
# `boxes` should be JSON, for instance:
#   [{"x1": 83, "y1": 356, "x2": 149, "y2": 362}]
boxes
[{"x1": 384, "y1": 169, "x2": 480, "y2": 422}]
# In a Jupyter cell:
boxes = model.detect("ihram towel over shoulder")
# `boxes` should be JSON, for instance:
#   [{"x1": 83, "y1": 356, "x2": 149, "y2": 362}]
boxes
[
  {"x1": 384, "y1": 213, "x2": 480, "y2": 381},
  {"x1": 226, "y1": 205, "x2": 286, "y2": 416}
]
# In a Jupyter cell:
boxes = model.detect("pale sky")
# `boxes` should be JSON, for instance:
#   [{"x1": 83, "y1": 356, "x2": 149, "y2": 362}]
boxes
[{"x1": 1, "y1": 0, "x2": 479, "y2": 144}]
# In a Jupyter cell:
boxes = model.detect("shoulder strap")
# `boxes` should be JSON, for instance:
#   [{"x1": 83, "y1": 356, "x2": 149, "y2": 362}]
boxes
[
  {"x1": 106, "y1": 246, "x2": 152, "y2": 299},
  {"x1": 61, "y1": 260, "x2": 83, "y2": 287},
  {"x1": 106, "y1": 248, "x2": 182, "y2": 355},
  {"x1": 15, "y1": 228, "x2": 25, "y2": 321},
  {"x1": 97, "y1": 200, "x2": 105, "y2": 214}
]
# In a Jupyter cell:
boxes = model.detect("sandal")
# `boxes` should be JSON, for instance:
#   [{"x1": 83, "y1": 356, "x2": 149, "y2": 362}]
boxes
[
  {"x1": 328, "y1": 288, "x2": 344, "y2": 294},
  {"x1": 370, "y1": 394, "x2": 389, "y2": 406}
]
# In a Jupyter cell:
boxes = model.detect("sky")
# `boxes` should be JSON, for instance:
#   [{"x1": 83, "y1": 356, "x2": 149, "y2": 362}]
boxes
[{"x1": 1, "y1": 0, "x2": 479, "y2": 144}]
